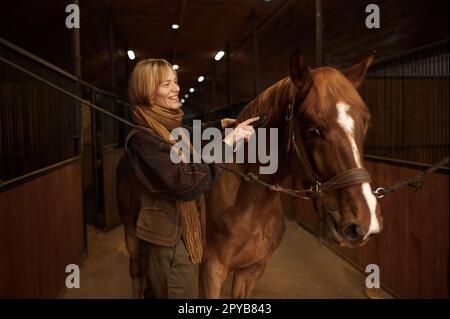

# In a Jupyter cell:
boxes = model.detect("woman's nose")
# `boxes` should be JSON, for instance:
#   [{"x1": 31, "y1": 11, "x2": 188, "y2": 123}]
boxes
[{"x1": 172, "y1": 83, "x2": 180, "y2": 92}]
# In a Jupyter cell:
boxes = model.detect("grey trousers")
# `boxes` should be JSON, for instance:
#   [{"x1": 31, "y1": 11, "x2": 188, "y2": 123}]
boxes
[{"x1": 145, "y1": 239, "x2": 194, "y2": 299}]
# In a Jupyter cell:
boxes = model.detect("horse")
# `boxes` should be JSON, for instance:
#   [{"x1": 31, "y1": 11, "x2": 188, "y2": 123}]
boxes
[
  {"x1": 117, "y1": 50, "x2": 383, "y2": 299},
  {"x1": 198, "y1": 50, "x2": 383, "y2": 298}
]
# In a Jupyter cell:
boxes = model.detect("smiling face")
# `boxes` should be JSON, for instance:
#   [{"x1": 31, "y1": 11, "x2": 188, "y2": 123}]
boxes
[{"x1": 152, "y1": 68, "x2": 181, "y2": 109}]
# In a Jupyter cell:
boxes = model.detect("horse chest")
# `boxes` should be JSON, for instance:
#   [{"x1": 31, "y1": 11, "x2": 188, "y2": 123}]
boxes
[{"x1": 227, "y1": 214, "x2": 286, "y2": 266}]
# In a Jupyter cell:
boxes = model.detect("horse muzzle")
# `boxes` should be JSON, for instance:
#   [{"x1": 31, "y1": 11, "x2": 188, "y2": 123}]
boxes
[{"x1": 324, "y1": 210, "x2": 370, "y2": 248}]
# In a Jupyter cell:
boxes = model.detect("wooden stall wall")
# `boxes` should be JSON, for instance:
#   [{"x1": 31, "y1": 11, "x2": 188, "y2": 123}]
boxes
[
  {"x1": 293, "y1": 159, "x2": 449, "y2": 298},
  {"x1": 0, "y1": 160, "x2": 84, "y2": 298}
]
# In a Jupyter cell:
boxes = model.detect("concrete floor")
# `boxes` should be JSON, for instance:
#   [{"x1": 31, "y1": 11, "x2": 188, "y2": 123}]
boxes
[{"x1": 63, "y1": 220, "x2": 392, "y2": 299}]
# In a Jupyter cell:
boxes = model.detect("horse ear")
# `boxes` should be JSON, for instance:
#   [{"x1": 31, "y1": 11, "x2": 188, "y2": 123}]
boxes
[
  {"x1": 343, "y1": 53, "x2": 375, "y2": 89},
  {"x1": 289, "y1": 49, "x2": 313, "y2": 98}
]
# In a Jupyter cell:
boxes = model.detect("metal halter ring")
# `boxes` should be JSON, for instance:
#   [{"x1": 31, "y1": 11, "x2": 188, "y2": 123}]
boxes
[
  {"x1": 308, "y1": 181, "x2": 322, "y2": 194},
  {"x1": 285, "y1": 104, "x2": 294, "y2": 121},
  {"x1": 373, "y1": 187, "x2": 386, "y2": 198}
]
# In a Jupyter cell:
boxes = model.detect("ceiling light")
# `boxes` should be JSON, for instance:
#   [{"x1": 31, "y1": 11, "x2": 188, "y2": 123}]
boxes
[
  {"x1": 184, "y1": 94, "x2": 189, "y2": 99},
  {"x1": 127, "y1": 50, "x2": 135, "y2": 60},
  {"x1": 173, "y1": 64, "x2": 179, "y2": 70},
  {"x1": 172, "y1": 24, "x2": 179, "y2": 30},
  {"x1": 181, "y1": 98, "x2": 185, "y2": 103},
  {"x1": 197, "y1": 76, "x2": 205, "y2": 83},
  {"x1": 189, "y1": 88, "x2": 195, "y2": 93},
  {"x1": 214, "y1": 51, "x2": 225, "y2": 61}
]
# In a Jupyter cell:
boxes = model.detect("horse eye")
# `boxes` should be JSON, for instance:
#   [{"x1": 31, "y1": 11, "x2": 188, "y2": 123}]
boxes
[{"x1": 308, "y1": 127, "x2": 322, "y2": 138}]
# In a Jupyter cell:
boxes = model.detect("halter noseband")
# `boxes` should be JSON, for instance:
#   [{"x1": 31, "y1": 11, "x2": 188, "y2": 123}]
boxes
[{"x1": 285, "y1": 103, "x2": 372, "y2": 199}]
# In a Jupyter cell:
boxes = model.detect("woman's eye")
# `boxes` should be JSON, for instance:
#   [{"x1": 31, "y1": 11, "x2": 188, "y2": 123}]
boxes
[{"x1": 308, "y1": 127, "x2": 322, "y2": 138}]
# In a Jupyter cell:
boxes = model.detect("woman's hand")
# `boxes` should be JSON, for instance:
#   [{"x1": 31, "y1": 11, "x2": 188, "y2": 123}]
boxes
[
  {"x1": 223, "y1": 117, "x2": 259, "y2": 149},
  {"x1": 221, "y1": 118, "x2": 236, "y2": 129}
]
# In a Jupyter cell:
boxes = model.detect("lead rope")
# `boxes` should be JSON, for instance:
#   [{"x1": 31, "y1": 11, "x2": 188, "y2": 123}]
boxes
[
  {"x1": 373, "y1": 156, "x2": 449, "y2": 198},
  {"x1": 0, "y1": 56, "x2": 447, "y2": 199}
]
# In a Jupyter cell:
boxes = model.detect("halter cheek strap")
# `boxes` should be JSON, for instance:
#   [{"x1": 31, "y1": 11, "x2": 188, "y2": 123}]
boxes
[{"x1": 285, "y1": 103, "x2": 372, "y2": 198}]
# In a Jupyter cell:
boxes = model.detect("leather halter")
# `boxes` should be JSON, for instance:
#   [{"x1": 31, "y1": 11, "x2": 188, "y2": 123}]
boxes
[{"x1": 285, "y1": 103, "x2": 372, "y2": 198}]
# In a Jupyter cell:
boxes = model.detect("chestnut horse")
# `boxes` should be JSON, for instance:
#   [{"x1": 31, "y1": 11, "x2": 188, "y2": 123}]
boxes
[
  {"x1": 199, "y1": 51, "x2": 383, "y2": 298},
  {"x1": 117, "y1": 51, "x2": 383, "y2": 299}
]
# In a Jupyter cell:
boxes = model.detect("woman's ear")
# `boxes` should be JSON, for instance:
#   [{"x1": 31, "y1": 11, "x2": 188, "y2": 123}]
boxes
[{"x1": 343, "y1": 53, "x2": 375, "y2": 89}]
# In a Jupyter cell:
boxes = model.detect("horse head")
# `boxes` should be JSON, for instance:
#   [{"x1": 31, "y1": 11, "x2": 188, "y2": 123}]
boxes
[{"x1": 288, "y1": 50, "x2": 383, "y2": 247}]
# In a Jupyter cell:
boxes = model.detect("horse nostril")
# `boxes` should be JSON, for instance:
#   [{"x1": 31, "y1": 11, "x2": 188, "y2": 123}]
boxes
[{"x1": 342, "y1": 223, "x2": 365, "y2": 242}]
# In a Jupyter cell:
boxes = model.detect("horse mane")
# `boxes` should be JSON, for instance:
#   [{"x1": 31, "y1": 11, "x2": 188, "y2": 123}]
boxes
[
  {"x1": 302, "y1": 67, "x2": 371, "y2": 122},
  {"x1": 237, "y1": 67, "x2": 370, "y2": 126},
  {"x1": 237, "y1": 77, "x2": 296, "y2": 126}
]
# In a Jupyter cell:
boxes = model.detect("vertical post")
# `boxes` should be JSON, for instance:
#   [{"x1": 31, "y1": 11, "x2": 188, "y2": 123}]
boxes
[
  {"x1": 71, "y1": 0, "x2": 87, "y2": 252},
  {"x1": 71, "y1": 0, "x2": 82, "y2": 155},
  {"x1": 72, "y1": 0, "x2": 82, "y2": 78},
  {"x1": 226, "y1": 42, "x2": 231, "y2": 105},
  {"x1": 90, "y1": 91, "x2": 102, "y2": 229},
  {"x1": 108, "y1": 8, "x2": 123, "y2": 147},
  {"x1": 212, "y1": 61, "x2": 217, "y2": 109},
  {"x1": 125, "y1": 41, "x2": 131, "y2": 95},
  {"x1": 108, "y1": 8, "x2": 117, "y2": 93},
  {"x1": 315, "y1": 0, "x2": 324, "y2": 67},
  {"x1": 252, "y1": 11, "x2": 259, "y2": 97}
]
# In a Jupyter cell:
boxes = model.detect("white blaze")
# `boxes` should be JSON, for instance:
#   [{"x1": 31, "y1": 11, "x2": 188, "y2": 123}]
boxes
[{"x1": 336, "y1": 102, "x2": 380, "y2": 237}]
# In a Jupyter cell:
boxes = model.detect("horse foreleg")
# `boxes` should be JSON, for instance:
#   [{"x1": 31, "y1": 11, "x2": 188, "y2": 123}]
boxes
[
  {"x1": 124, "y1": 226, "x2": 144, "y2": 298},
  {"x1": 199, "y1": 256, "x2": 229, "y2": 299},
  {"x1": 231, "y1": 265, "x2": 265, "y2": 299}
]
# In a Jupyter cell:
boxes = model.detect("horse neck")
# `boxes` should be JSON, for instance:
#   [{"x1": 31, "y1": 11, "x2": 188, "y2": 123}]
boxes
[
  {"x1": 235, "y1": 78, "x2": 295, "y2": 186},
  {"x1": 237, "y1": 77, "x2": 294, "y2": 127}
]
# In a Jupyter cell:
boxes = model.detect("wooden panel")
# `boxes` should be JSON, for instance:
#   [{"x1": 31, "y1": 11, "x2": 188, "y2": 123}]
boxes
[
  {"x1": 0, "y1": 161, "x2": 84, "y2": 298},
  {"x1": 295, "y1": 159, "x2": 449, "y2": 298}
]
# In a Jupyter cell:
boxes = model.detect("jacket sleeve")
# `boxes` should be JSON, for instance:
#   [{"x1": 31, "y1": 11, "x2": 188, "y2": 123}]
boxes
[
  {"x1": 127, "y1": 131, "x2": 232, "y2": 201},
  {"x1": 181, "y1": 119, "x2": 224, "y2": 147}
]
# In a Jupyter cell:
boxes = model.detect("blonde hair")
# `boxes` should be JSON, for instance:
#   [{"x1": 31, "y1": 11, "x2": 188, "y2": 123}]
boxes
[{"x1": 128, "y1": 59, "x2": 175, "y2": 106}]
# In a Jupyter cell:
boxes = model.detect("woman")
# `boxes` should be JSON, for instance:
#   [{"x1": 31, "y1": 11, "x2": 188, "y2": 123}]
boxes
[{"x1": 125, "y1": 58, "x2": 258, "y2": 298}]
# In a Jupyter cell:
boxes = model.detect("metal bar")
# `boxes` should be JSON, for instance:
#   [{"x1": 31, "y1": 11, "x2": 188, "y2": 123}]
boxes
[
  {"x1": 315, "y1": 0, "x2": 324, "y2": 67},
  {"x1": 72, "y1": 0, "x2": 81, "y2": 78},
  {"x1": 229, "y1": 0, "x2": 291, "y2": 57},
  {"x1": 108, "y1": 7, "x2": 117, "y2": 93},
  {"x1": 0, "y1": 37, "x2": 79, "y2": 81},
  {"x1": 371, "y1": 39, "x2": 448, "y2": 66},
  {"x1": 252, "y1": 11, "x2": 259, "y2": 97},
  {"x1": 0, "y1": 36, "x2": 117, "y2": 99},
  {"x1": 212, "y1": 60, "x2": 217, "y2": 109},
  {"x1": 0, "y1": 56, "x2": 138, "y2": 130},
  {"x1": 364, "y1": 154, "x2": 448, "y2": 173},
  {"x1": 226, "y1": 43, "x2": 231, "y2": 105},
  {"x1": 0, "y1": 156, "x2": 82, "y2": 192},
  {"x1": 90, "y1": 91, "x2": 102, "y2": 228},
  {"x1": 171, "y1": 0, "x2": 187, "y2": 62}
]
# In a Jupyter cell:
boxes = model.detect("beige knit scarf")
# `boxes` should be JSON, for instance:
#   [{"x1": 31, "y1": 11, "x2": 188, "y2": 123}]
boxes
[{"x1": 132, "y1": 104, "x2": 204, "y2": 264}]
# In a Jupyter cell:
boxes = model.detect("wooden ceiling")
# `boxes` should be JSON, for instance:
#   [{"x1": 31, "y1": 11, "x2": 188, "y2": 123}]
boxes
[
  {"x1": 0, "y1": 0, "x2": 285, "y2": 106},
  {"x1": 0, "y1": 0, "x2": 448, "y2": 113}
]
